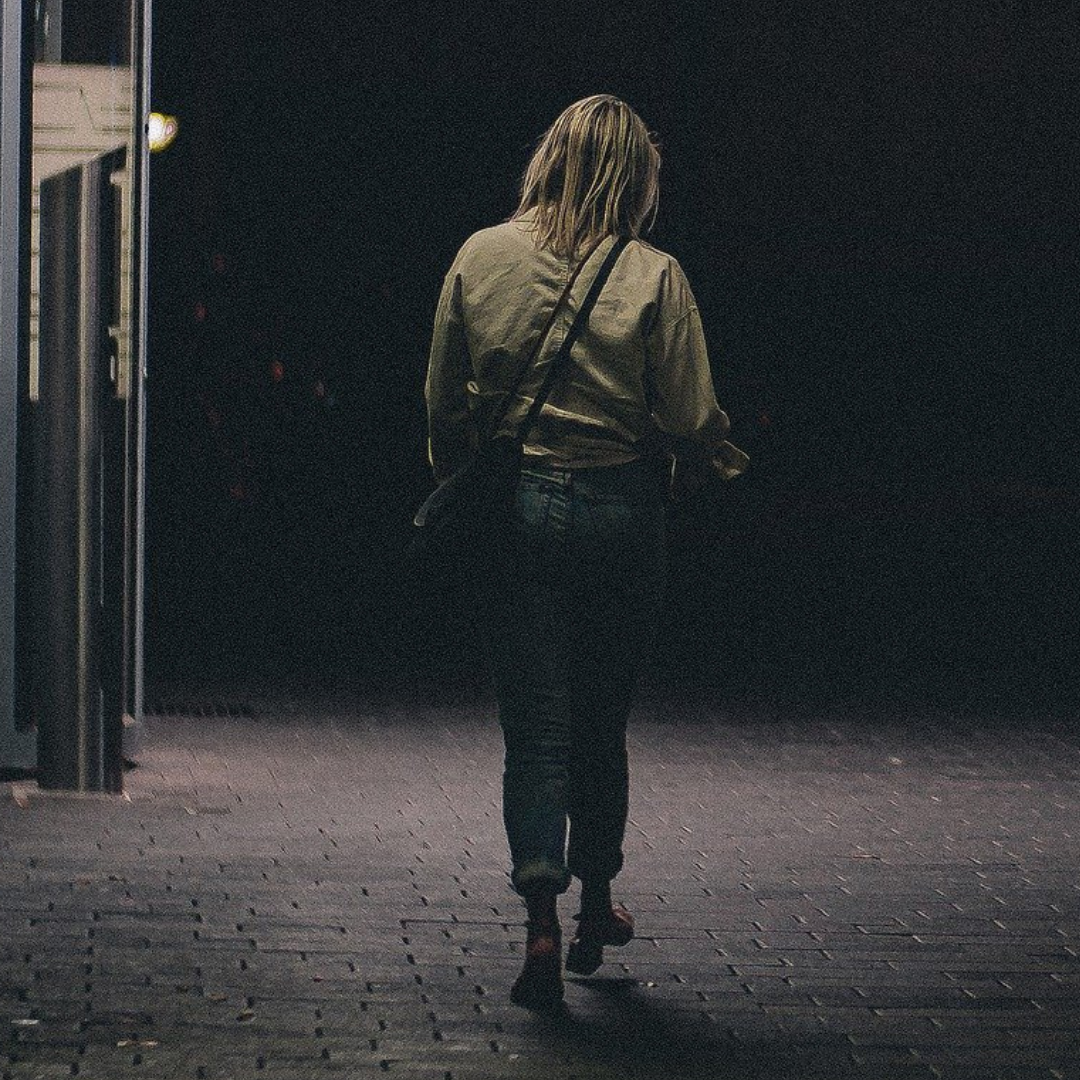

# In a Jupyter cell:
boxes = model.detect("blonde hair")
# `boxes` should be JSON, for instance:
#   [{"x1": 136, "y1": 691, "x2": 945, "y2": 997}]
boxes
[{"x1": 512, "y1": 95, "x2": 660, "y2": 258}]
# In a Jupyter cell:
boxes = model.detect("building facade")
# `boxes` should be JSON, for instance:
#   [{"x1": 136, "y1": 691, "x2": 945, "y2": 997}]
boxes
[{"x1": 0, "y1": 0, "x2": 150, "y2": 788}]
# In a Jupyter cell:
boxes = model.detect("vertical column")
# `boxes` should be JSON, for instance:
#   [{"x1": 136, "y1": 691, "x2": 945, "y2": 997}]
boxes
[
  {"x1": 0, "y1": 0, "x2": 35, "y2": 770},
  {"x1": 34, "y1": 151, "x2": 123, "y2": 791}
]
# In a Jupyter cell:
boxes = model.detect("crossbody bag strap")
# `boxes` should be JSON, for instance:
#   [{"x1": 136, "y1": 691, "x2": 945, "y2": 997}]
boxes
[
  {"x1": 514, "y1": 234, "x2": 630, "y2": 443},
  {"x1": 479, "y1": 235, "x2": 605, "y2": 443}
]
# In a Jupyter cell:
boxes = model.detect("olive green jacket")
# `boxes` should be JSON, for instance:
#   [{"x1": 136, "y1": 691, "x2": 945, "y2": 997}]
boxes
[{"x1": 425, "y1": 215, "x2": 747, "y2": 485}]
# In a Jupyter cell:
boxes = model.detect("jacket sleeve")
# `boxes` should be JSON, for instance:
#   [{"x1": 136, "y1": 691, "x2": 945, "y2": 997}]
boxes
[
  {"x1": 425, "y1": 266, "x2": 474, "y2": 483},
  {"x1": 643, "y1": 259, "x2": 731, "y2": 450}
]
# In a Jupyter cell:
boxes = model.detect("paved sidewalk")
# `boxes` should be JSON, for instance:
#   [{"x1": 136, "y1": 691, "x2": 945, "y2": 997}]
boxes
[{"x1": 2, "y1": 690, "x2": 1079, "y2": 1079}]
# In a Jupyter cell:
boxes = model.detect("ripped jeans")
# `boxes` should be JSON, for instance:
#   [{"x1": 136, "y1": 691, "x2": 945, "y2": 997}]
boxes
[{"x1": 479, "y1": 457, "x2": 667, "y2": 897}]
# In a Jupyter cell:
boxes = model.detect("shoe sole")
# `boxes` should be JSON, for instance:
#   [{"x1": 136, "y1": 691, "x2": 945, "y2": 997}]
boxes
[
  {"x1": 565, "y1": 939, "x2": 604, "y2": 975},
  {"x1": 565, "y1": 924, "x2": 634, "y2": 976}
]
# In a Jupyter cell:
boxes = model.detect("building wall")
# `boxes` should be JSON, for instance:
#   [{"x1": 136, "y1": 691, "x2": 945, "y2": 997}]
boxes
[
  {"x1": 29, "y1": 64, "x2": 134, "y2": 402},
  {"x1": 1, "y1": 4, "x2": 148, "y2": 772}
]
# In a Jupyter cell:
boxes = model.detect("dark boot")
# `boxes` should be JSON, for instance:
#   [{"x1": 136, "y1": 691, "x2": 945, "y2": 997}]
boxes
[
  {"x1": 510, "y1": 896, "x2": 563, "y2": 1009},
  {"x1": 565, "y1": 903, "x2": 634, "y2": 976}
]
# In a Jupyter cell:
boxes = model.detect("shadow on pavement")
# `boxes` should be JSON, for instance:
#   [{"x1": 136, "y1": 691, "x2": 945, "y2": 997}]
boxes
[{"x1": 525, "y1": 974, "x2": 866, "y2": 1080}]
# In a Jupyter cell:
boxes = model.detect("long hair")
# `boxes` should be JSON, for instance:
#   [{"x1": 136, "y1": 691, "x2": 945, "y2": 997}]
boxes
[{"x1": 512, "y1": 95, "x2": 660, "y2": 258}]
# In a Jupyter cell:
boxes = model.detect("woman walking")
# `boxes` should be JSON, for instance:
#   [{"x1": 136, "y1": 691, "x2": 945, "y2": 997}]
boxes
[{"x1": 425, "y1": 95, "x2": 738, "y2": 1008}]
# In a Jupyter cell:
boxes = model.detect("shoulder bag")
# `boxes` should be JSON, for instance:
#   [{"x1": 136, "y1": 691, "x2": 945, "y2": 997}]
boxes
[{"x1": 411, "y1": 235, "x2": 630, "y2": 574}]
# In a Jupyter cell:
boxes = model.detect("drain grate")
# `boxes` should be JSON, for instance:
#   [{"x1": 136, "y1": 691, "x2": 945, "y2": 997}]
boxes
[{"x1": 143, "y1": 701, "x2": 256, "y2": 719}]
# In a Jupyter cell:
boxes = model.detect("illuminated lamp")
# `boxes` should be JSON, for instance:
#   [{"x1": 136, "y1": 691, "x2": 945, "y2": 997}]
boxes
[{"x1": 147, "y1": 112, "x2": 179, "y2": 152}]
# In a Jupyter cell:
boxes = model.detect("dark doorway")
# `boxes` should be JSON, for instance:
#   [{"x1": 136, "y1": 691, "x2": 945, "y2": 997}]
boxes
[{"x1": 144, "y1": 3, "x2": 1079, "y2": 710}]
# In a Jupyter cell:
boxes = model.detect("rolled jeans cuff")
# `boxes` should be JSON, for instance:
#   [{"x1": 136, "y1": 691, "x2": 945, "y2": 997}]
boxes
[
  {"x1": 511, "y1": 859, "x2": 573, "y2": 897},
  {"x1": 567, "y1": 850, "x2": 624, "y2": 884}
]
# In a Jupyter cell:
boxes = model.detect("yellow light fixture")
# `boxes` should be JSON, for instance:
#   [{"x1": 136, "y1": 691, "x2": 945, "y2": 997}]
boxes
[{"x1": 147, "y1": 112, "x2": 179, "y2": 152}]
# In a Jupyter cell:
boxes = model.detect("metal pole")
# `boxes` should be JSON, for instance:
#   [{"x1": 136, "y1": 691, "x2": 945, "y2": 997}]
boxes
[{"x1": 127, "y1": 0, "x2": 151, "y2": 749}]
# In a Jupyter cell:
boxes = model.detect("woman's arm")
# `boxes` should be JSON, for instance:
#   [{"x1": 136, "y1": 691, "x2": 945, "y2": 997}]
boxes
[
  {"x1": 644, "y1": 259, "x2": 731, "y2": 449},
  {"x1": 425, "y1": 268, "x2": 474, "y2": 483},
  {"x1": 643, "y1": 259, "x2": 748, "y2": 492}
]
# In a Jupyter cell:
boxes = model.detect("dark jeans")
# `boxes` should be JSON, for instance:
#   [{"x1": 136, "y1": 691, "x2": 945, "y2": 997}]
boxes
[{"x1": 480, "y1": 457, "x2": 668, "y2": 897}]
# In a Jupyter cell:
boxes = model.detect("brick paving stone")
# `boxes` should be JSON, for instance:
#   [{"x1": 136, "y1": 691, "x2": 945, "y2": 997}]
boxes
[{"x1": 2, "y1": 695, "x2": 1079, "y2": 1079}]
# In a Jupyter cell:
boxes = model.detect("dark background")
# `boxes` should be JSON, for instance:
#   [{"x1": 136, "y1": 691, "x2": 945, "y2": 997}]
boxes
[{"x1": 143, "y1": 1, "x2": 1078, "y2": 710}]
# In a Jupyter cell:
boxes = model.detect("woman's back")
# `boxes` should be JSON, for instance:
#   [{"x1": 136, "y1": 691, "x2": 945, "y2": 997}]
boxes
[{"x1": 427, "y1": 214, "x2": 730, "y2": 477}]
